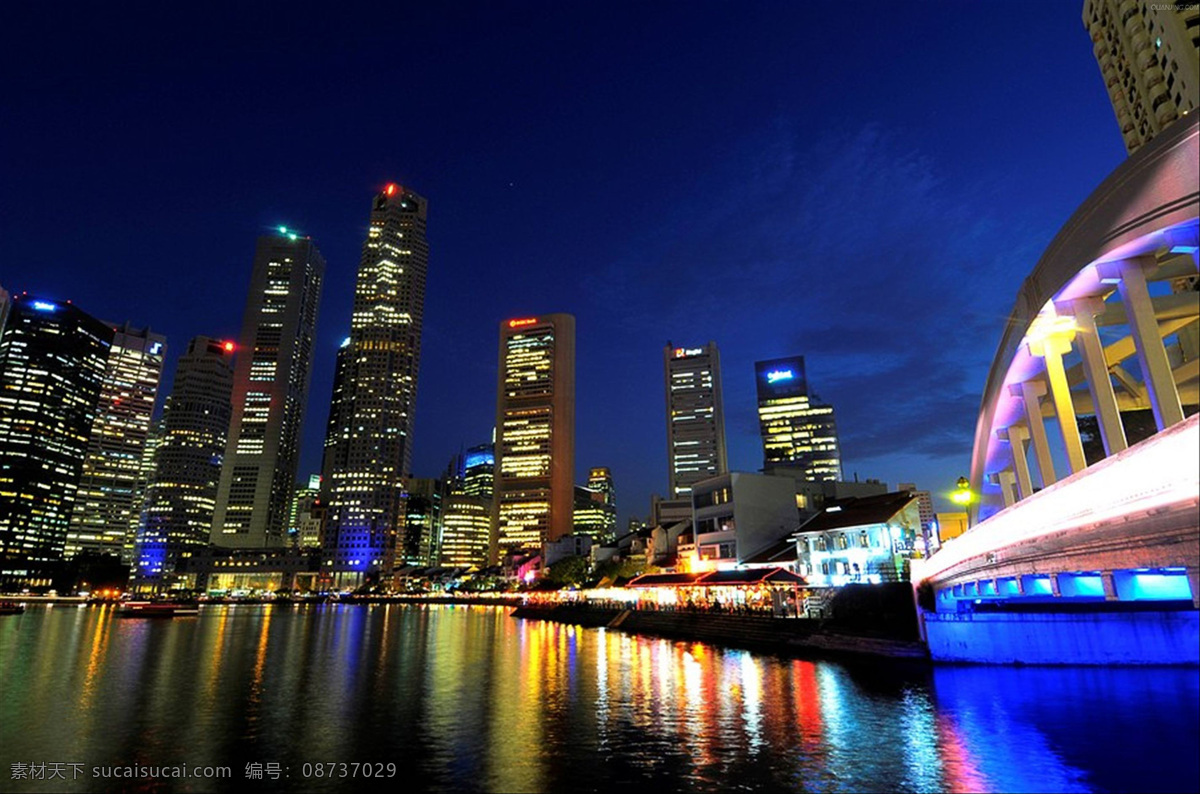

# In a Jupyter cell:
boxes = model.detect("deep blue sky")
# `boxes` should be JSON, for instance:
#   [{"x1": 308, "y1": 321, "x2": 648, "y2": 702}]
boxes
[{"x1": 1, "y1": 2, "x2": 1126, "y2": 523}]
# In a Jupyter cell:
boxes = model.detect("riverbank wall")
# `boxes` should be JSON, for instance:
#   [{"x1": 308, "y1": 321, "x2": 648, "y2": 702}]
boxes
[{"x1": 510, "y1": 604, "x2": 930, "y2": 662}]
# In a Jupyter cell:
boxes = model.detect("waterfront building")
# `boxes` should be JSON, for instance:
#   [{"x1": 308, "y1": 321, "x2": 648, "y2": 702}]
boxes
[
  {"x1": 322, "y1": 185, "x2": 429, "y2": 586},
  {"x1": 897, "y1": 482, "x2": 937, "y2": 553},
  {"x1": 689, "y1": 472, "x2": 799, "y2": 570},
  {"x1": 545, "y1": 533, "x2": 593, "y2": 567},
  {"x1": 66, "y1": 323, "x2": 166, "y2": 563},
  {"x1": 1083, "y1": 0, "x2": 1199, "y2": 154},
  {"x1": 134, "y1": 336, "x2": 235, "y2": 584},
  {"x1": 288, "y1": 474, "x2": 322, "y2": 549},
  {"x1": 492, "y1": 314, "x2": 575, "y2": 563},
  {"x1": 573, "y1": 468, "x2": 616, "y2": 542},
  {"x1": 792, "y1": 491, "x2": 920, "y2": 587},
  {"x1": 664, "y1": 343, "x2": 728, "y2": 497},
  {"x1": 755, "y1": 356, "x2": 842, "y2": 481},
  {"x1": 212, "y1": 231, "x2": 325, "y2": 549},
  {"x1": 0, "y1": 296, "x2": 112, "y2": 588},
  {"x1": 438, "y1": 495, "x2": 491, "y2": 569}
]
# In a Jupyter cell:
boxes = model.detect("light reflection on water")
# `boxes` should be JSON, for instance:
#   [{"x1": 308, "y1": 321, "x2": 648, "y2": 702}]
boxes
[{"x1": 0, "y1": 603, "x2": 1196, "y2": 793}]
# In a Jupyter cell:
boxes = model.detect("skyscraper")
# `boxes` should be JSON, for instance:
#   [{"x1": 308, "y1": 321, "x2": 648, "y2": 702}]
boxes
[
  {"x1": 322, "y1": 184, "x2": 429, "y2": 585},
  {"x1": 492, "y1": 314, "x2": 575, "y2": 562},
  {"x1": 664, "y1": 343, "x2": 728, "y2": 497},
  {"x1": 573, "y1": 467, "x2": 616, "y2": 542},
  {"x1": 399, "y1": 477, "x2": 441, "y2": 566},
  {"x1": 0, "y1": 284, "x2": 10, "y2": 340},
  {"x1": 0, "y1": 296, "x2": 112, "y2": 586},
  {"x1": 438, "y1": 496, "x2": 491, "y2": 569},
  {"x1": 755, "y1": 356, "x2": 842, "y2": 482},
  {"x1": 1083, "y1": 0, "x2": 1199, "y2": 154},
  {"x1": 135, "y1": 336, "x2": 235, "y2": 582},
  {"x1": 212, "y1": 231, "x2": 324, "y2": 549},
  {"x1": 66, "y1": 323, "x2": 166, "y2": 562}
]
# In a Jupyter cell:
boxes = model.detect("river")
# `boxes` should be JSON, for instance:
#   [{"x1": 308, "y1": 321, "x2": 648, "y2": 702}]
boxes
[{"x1": 0, "y1": 603, "x2": 1196, "y2": 792}]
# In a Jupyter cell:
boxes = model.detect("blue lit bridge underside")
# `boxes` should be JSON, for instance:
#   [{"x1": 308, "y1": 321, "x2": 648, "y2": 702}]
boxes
[{"x1": 915, "y1": 116, "x2": 1199, "y2": 665}]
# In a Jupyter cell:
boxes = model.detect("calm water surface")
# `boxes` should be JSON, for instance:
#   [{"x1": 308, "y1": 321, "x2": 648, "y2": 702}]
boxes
[{"x1": 0, "y1": 603, "x2": 1196, "y2": 793}]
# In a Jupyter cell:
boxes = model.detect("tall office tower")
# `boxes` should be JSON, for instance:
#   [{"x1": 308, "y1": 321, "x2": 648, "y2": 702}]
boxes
[
  {"x1": 134, "y1": 337, "x2": 235, "y2": 581},
  {"x1": 66, "y1": 324, "x2": 166, "y2": 562},
  {"x1": 320, "y1": 337, "x2": 353, "y2": 487},
  {"x1": 322, "y1": 184, "x2": 429, "y2": 585},
  {"x1": 1084, "y1": 0, "x2": 1200, "y2": 154},
  {"x1": 439, "y1": 496, "x2": 492, "y2": 568},
  {"x1": 288, "y1": 474, "x2": 322, "y2": 543},
  {"x1": 664, "y1": 343, "x2": 728, "y2": 497},
  {"x1": 461, "y1": 443, "x2": 495, "y2": 499},
  {"x1": 0, "y1": 284, "x2": 10, "y2": 340},
  {"x1": 755, "y1": 356, "x2": 842, "y2": 482},
  {"x1": 492, "y1": 314, "x2": 575, "y2": 562},
  {"x1": 0, "y1": 297, "x2": 112, "y2": 582},
  {"x1": 573, "y1": 467, "x2": 616, "y2": 542},
  {"x1": 399, "y1": 477, "x2": 441, "y2": 566},
  {"x1": 212, "y1": 231, "x2": 325, "y2": 549}
]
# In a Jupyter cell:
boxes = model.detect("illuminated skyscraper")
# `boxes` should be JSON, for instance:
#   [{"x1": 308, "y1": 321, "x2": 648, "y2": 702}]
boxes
[
  {"x1": 755, "y1": 356, "x2": 842, "y2": 482},
  {"x1": 0, "y1": 284, "x2": 10, "y2": 340},
  {"x1": 322, "y1": 185, "x2": 429, "y2": 585},
  {"x1": 66, "y1": 323, "x2": 166, "y2": 562},
  {"x1": 573, "y1": 467, "x2": 616, "y2": 542},
  {"x1": 492, "y1": 314, "x2": 575, "y2": 562},
  {"x1": 212, "y1": 231, "x2": 325, "y2": 549},
  {"x1": 135, "y1": 336, "x2": 235, "y2": 582},
  {"x1": 664, "y1": 343, "x2": 728, "y2": 497},
  {"x1": 0, "y1": 296, "x2": 112, "y2": 585},
  {"x1": 399, "y1": 477, "x2": 441, "y2": 566},
  {"x1": 1083, "y1": 0, "x2": 1199, "y2": 154},
  {"x1": 438, "y1": 496, "x2": 491, "y2": 568}
]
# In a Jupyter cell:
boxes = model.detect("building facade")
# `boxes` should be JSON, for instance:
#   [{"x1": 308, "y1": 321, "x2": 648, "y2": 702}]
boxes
[
  {"x1": 399, "y1": 477, "x2": 441, "y2": 566},
  {"x1": 438, "y1": 495, "x2": 491, "y2": 569},
  {"x1": 573, "y1": 467, "x2": 616, "y2": 542},
  {"x1": 212, "y1": 232, "x2": 324, "y2": 549},
  {"x1": 0, "y1": 296, "x2": 113, "y2": 585},
  {"x1": 755, "y1": 356, "x2": 842, "y2": 481},
  {"x1": 664, "y1": 343, "x2": 728, "y2": 497},
  {"x1": 492, "y1": 314, "x2": 575, "y2": 562},
  {"x1": 1083, "y1": 0, "x2": 1199, "y2": 154},
  {"x1": 322, "y1": 185, "x2": 429, "y2": 585},
  {"x1": 66, "y1": 323, "x2": 166, "y2": 562},
  {"x1": 134, "y1": 336, "x2": 235, "y2": 583}
]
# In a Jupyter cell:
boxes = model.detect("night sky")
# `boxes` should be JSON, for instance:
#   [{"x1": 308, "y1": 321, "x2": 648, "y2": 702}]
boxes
[{"x1": 1, "y1": 2, "x2": 1127, "y2": 525}]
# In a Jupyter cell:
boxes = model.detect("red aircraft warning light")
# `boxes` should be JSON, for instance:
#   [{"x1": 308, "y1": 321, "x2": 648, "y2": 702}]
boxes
[
  {"x1": 223, "y1": 342, "x2": 235, "y2": 352},
  {"x1": 385, "y1": 183, "x2": 398, "y2": 196}
]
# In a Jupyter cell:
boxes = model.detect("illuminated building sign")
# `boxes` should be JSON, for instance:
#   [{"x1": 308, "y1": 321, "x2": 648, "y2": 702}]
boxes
[
  {"x1": 508, "y1": 318, "x2": 539, "y2": 328},
  {"x1": 149, "y1": 342, "x2": 164, "y2": 356},
  {"x1": 673, "y1": 347, "x2": 704, "y2": 358},
  {"x1": 465, "y1": 450, "x2": 495, "y2": 469},
  {"x1": 766, "y1": 369, "x2": 794, "y2": 383},
  {"x1": 755, "y1": 356, "x2": 807, "y2": 400},
  {"x1": 31, "y1": 301, "x2": 57, "y2": 312}
]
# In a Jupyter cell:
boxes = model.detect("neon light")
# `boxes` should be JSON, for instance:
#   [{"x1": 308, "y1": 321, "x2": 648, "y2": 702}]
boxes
[
  {"x1": 674, "y1": 347, "x2": 703, "y2": 358},
  {"x1": 766, "y1": 369, "x2": 794, "y2": 383},
  {"x1": 31, "y1": 301, "x2": 57, "y2": 312},
  {"x1": 508, "y1": 318, "x2": 538, "y2": 328}
]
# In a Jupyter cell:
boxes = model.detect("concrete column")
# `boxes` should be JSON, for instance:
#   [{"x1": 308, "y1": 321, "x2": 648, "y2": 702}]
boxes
[
  {"x1": 1102, "y1": 571, "x2": 1118, "y2": 601},
  {"x1": 1189, "y1": 567, "x2": 1200, "y2": 610},
  {"x1": 1102, "y1": 257, "x2": 1185, "y2": 430},
  {"x1": 994, "y1": 470, "x2": 1017, "y2": 507},
  {"x1": 1050, "y1": 573, "x2": 1061, "y2": 596},
  {"x1": 1064, "y1": 298, "x2": 1128, "y2": 457},
  {"x1": 998, "y1": 426, "x2": 1035, "y2": 500},
  {"x1": 1029, "y1": 334, "x2": 1087, "y2": 475},
  {"x1": 1014, "y1": 381, "x2": 1056, "y2": 488}
]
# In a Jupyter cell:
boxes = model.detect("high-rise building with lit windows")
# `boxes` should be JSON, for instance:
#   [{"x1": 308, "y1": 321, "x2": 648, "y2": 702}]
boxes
[
  {"x1": 439, "y1": 495, "x2": 491, "y2": 568},
  {"x1": 0, "y1": 296, "x2": 112, "y2": 585},
  {"x1": 1083, "y1": 0, "x2": 1199, "y2": 155},
  {"x1": 134, "y1": 336, "x2": 235, "y2": 582},
  {"x1": 66, "y1": 323, "x2": 166, "y2": 562},
  {"x1": 0, "y1": 284, "x2": 11, "y2": 340},
  {"x1": 492, "y1": 314, "x2": 575, "y2": 562},
  {"x1": 573, "y1": 467, "x2": 616, "y2": 542},
  {"x1": 212, "y1": 231, "x2": 324, "y2": 549},
  {"x1": 664, "y1": 343, "x2": 728, "y2": 497},
  {"x1": 322, "y1": 185, "x2": 429, "y2": 585},
  {"x1": 755, "y1": 356, "x2": 842, "y2": 482}
]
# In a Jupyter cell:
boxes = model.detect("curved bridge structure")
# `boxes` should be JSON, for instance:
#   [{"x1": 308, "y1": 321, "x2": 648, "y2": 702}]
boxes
[{"x1": 914, "y1": 116, "x2": 1199, "y2": 664}]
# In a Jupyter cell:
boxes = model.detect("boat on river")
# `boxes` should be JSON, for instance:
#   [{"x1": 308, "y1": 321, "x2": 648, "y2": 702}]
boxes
[{"x1": 116, "y1": 601, "x2": 199, "y2": 618}]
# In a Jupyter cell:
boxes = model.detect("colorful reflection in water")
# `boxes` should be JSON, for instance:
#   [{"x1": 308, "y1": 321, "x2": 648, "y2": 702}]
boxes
[{"x1": 0, "y1": 604, "x2": 1196, "y2": 793}]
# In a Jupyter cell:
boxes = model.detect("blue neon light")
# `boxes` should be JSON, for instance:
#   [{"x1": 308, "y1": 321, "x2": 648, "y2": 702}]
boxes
[
  {"x1": 31, "y1": 301, "x2": 58, "y2": 312},
  {"x1": 766, "y1": 369, "x2": 794, "y2": 383}
]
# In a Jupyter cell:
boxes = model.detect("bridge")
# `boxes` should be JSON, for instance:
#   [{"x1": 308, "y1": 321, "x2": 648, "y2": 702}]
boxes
[{"x1": 912, "y1": 116, "x2": 1199, "y2": 664}]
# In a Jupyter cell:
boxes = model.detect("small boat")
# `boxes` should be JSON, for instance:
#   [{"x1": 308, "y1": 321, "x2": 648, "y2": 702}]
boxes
[
  {"x1": 116, "y1": 601, "x2": 199, "y2": 618},
  {"x1": 0, "y1": 602, "x2": 26, "y2": 615}
]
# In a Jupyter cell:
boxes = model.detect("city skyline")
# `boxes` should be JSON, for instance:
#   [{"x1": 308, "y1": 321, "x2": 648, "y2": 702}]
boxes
[{"x1": 1, "y1": 3, "x2": 1133, "y2": 525}]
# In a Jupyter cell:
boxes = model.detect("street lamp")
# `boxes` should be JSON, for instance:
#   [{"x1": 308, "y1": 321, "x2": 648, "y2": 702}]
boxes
[{"x1": 952, "y1": 476, "x2": 972, "y2": 506}]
